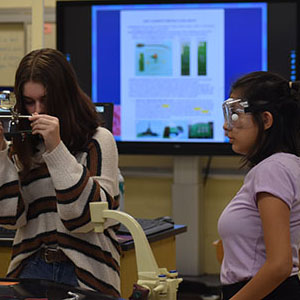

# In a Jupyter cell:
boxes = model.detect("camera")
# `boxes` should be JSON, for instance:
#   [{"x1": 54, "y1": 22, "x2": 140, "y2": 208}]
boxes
[{"x1": 0, "y1": 90, "x2": 31, "y2": 138}]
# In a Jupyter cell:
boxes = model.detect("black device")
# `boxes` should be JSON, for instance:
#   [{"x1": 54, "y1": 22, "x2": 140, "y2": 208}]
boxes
[
  {"x1": 118, "y1": 216, "x2": 174, "y2": 236},
  {"x1": 95, "y1": 102, "x2": 114, "y2": 133},
  {"x1": 0, "y1": 90, "x2": 31, "y2": 138},
  {"x1": 57, "y1": 0, "x2": 299, "y2": 155},
  {"x1": 0, "y1": 109, "x2": 11, "y2": 133}
]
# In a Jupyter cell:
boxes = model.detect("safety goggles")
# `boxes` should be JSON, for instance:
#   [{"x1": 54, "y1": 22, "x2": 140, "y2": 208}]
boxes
[{"x1": 222, "y1": 98, "x2": 251, "y2": 129}]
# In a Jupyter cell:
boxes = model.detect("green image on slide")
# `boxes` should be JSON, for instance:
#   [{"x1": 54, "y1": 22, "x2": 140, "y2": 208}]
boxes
[
  {"x1": 135, "y1": 42, "x2": 172, "y2": 76},
  {"x1": 188, "y1": 122, "x2": 213, "y2": 138},
  {"x1": 139, "y1": 53, "x2": 144, "y2": 72},
  {"x1": 181, "y1": 43, "x2": 190, "y2": 76},
  {"x1": 198, "y1": 41, "x2": 207, "y2": 76}
]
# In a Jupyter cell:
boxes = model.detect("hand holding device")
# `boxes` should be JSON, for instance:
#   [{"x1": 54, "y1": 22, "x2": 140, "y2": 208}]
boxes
[{"x1": 29, "y1": 113, "x2": 61, "y2": 152}]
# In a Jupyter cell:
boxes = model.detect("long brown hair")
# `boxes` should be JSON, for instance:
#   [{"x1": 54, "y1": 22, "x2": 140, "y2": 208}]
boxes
[{"x1": 13, "y1": 48, "x2": 101, "y2": 175}]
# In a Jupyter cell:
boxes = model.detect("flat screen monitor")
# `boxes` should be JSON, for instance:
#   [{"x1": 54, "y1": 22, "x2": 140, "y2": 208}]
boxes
[
  {"x1": 57, "y1": 0, "x2": 298, "y2": 155},
  {"x1": 95, "y1": 102, "x2": 114, "y2": 133}
]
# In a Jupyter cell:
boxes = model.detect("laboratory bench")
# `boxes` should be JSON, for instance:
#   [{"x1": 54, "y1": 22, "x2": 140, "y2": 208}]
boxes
[{"x1": 0, "y1": 224, "x2": 187, "y2": 299}]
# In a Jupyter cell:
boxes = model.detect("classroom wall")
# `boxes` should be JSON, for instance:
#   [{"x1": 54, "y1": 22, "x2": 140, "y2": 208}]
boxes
[
  {"x1": 120, "y1": 154, "x2": 244, "y2": 274},
  {"x1": 0, "y1": 0, "x2": 56, "y2": 86},
  {"x1": 0, "y1": 0, "x2": 245, "y2": 275}
]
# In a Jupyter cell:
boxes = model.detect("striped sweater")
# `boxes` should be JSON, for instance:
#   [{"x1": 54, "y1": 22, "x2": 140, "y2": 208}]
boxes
[{"x1": 0, "y1": 127, "x2": 121, "y2": 298}]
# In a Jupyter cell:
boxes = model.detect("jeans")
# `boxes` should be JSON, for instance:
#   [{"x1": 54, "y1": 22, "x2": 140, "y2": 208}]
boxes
[{"x1": 19, "y1": 255, "x2": 79, "y2": 287}]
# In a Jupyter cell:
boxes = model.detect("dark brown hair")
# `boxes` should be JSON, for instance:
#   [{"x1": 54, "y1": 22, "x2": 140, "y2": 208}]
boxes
[
  {"x1": 13, "y1": 48, "x2": 101, "y2": 174},
  {"x1": 230, "y1": 71, "x2": 300, "y2": 167}
]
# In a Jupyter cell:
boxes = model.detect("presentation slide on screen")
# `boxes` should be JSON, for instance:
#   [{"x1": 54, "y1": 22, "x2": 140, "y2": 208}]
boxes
[
  {"x1": 91, "y1": 3, "x2": 267, "y2": 143},
  {"x1": 120, "y1": 9, "x2": 224, "y2": 142}
]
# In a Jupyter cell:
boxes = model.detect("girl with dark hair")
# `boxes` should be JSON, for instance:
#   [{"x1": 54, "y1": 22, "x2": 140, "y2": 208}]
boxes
[
  {"x1": 0, "y1": 48, "x2": 120, "y2": 298},
  {"x1": 219, "y1": 71, "x2": 300, "y2": 299}
]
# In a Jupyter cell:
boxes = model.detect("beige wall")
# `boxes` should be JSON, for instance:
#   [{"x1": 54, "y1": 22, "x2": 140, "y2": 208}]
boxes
[
  {"x1": 0, "y1": 0, "x2": 245, "y2": 275},
  {"x1": 120, "y1": 154, "x2": 244, "y2": 274},
  {"x1": 0, "y1": 0, "x2": 55, "y2": 9}
]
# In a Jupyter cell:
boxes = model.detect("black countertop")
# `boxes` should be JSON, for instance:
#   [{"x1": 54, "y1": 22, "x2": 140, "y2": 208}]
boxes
[
  {"x1": 0, "y1": 225, "x2": 187, "y2": 250},
  {"x1": 118, "y1": 224, "x2": 187, "y2": 250}
]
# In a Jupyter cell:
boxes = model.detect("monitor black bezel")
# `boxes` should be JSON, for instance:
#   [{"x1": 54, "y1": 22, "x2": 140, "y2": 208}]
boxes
[{"x1": 56, "y1": 0, "x2": 298, "y2": 156}]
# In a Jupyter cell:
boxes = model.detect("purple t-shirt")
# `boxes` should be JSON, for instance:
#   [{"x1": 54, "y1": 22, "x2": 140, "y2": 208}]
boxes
[{"x1": 218, "y1": 152, "x2": 300, "y2": 285}]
